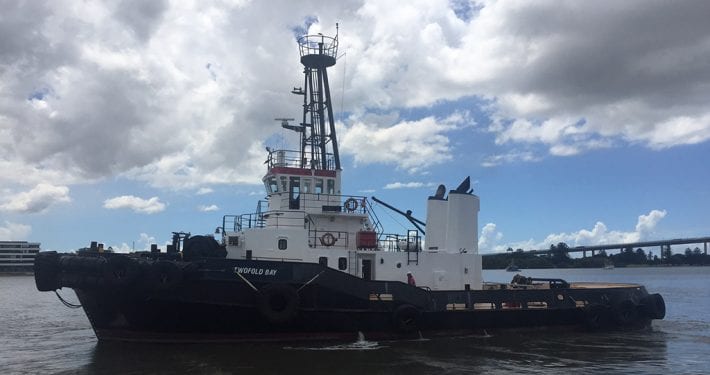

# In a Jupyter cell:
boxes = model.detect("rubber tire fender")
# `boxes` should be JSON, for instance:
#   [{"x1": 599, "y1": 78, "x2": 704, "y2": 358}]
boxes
[
  {"x1": 34, "y1": 251, "x2": 60, "y2": 291},
  {"x1": 583, "y1": 303, "x2": 610, "y2": 330},
  {"x1": 613, "y1": 300, "x2": 639, "y2": 325},
  {"x1": 392, "y1": 304, "x2": 421, "y2": 334},
  {"x1": 102, "y1": 255, "x2": 140, "y2": 286},
  {"x1": 150, "y1": 260, "x2": 184, "y2": 291},
  {"x1": 640, "y1": 293, "x2": 666, "y2": 320},
  {"x1": 257, "y1": 284, "x2": 299, "y2": 324}
]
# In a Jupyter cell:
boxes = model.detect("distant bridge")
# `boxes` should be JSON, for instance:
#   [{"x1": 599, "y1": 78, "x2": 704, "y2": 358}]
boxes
[{"x1": 494, "y1": 236, "x2": 710, "y2": 260}]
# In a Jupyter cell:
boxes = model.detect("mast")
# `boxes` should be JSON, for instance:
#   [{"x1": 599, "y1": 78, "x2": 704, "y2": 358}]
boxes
[{"x1": 290, "y1": 24, "x2": 341, "y2": 171}]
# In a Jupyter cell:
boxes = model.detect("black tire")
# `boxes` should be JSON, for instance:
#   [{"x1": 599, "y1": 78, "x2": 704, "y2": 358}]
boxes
[
  {"x1": 257, "y1": 284, "x2": 299, "y2": 324},
  {"x1": 613, "y1": 300, "x2": 639, "y2": 325},
  {"x1": 102, "y1": 255, "x2": 139, "y2": 286},
  {"x1": 640, "y1": 293, "x2": 666, "y2": 320},
  {"x1": 150, "y1": 261, "x2": 184, "y2": 291},
  {"x1": 34, "y1": 252, "x2": 60, "y2": 291},
  {"x1": 392, "y1": 304, "x2": 420, "y2": 334},
  {"x1": 583, "y1": 304, "x2": 610, "y2": 330}
]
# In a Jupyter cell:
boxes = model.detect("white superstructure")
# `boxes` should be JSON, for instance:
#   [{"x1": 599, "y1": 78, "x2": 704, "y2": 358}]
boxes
[{"x1": 219, "y1": 27, "x2": 482, "y2": 290}]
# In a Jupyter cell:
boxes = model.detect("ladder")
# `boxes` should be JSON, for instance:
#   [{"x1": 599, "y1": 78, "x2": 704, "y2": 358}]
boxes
[{"x1": 406, "y1": 230, "x2": 420, "y2": 265}]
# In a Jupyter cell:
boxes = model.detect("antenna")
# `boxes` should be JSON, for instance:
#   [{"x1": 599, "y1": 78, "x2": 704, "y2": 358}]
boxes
[{"x1": 275, "y1": 118, "x2": 302, "y2": 132}]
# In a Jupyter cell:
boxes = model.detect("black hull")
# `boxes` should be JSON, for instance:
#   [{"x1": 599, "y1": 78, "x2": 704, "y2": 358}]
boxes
[{"x1": 35, "y1": 252, "x2": 664, "y2": 343}]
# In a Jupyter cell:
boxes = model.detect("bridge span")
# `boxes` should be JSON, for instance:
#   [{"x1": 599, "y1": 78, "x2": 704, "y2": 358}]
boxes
[{"x1": 505, "y1": 236, "x2": 710, "y2": 260}]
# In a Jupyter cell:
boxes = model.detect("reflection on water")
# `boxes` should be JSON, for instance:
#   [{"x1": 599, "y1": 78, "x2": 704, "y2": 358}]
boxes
[
  {"x1": 2, "y1": 267, "x2": 708, "y2": 374},
  {"x1": 77, "y1": 328, "x2": 669, "y2": 375}
]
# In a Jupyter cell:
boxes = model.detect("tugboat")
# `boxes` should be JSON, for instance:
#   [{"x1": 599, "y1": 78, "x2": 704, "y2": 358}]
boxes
[{"x1": 34, "y1": 26, "x2": 665, "y2": 342}]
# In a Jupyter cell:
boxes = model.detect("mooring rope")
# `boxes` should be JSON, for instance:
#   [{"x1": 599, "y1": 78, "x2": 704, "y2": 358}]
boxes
[{"x1": 55, "y1": 290, "x2": 82, "y2": 308}]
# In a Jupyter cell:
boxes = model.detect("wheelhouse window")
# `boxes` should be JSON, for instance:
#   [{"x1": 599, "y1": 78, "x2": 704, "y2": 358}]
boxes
[
  {"x1": 327, "y1": 179, "x2": 335, "y2": 194},
  {"x1": 280, "y1": 176, "x2": 288, "y2": 192},
  {"x1": 289, "y1": 177, "x2": 300, "y2": 209},
  {"x1": 266, "y1": 177, "x2": 278, "y2": 193},
  {"x1": 315, "y1": 179, "x2": 323, "y2": 194}
]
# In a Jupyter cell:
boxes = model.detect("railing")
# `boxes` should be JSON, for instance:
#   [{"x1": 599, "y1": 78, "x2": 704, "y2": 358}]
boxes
[
  {"x1": 379, "y1": 231, "x2": 422, "y2": 253},
  {"x1": 271, "y1": 193, "x2": 370, "y2": 216},
  {"x1": 297, "y1": 34, "x2": 338, "y2": 59},
  {"x1": 266, "y1": 149, "x2": 335, "y2": 171}
]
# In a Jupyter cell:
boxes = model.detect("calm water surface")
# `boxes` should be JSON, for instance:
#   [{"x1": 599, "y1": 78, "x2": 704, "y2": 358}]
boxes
[{"x1": 1, "y1": 267, "x2": 708, "y2": 374}]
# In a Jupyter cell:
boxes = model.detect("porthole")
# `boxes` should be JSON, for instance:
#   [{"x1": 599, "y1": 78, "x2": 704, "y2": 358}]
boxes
[
  {"x1": 396, "y1": 262, "x2": 401, "y2": 268},
  {"x1": 338, "y1": 257, "x2": 347, "y2": 270}
]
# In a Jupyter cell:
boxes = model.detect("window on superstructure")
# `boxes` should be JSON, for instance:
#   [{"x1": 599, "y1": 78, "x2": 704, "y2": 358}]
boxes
[
  {"x1": 315, "y1": 179, "x2": 324, "y2": 194},
  {"x1": 319, "y1": 257, "x2": 328, "y2": 266},
  {"x1": 338, "y1": 257, "x2": 347, "y2": 270},
  {"x1": 278, "y1": 239, "x2": 287, "y2": 250},
  {"x1": 280, "y1": 176, "x2": 288, "y2": 192},
  {"x1": 289, "y1": 177, "x2": 300, "y2": 210},
  {"x1": 303, "y1": 179, "x2": 311, "y2": 194},
  {"x1": 327, "y1": 179, "x2": 335, "y2": 194},
  {"x1": 267, "y1": 177, "x2": 278, "y2": 192}
]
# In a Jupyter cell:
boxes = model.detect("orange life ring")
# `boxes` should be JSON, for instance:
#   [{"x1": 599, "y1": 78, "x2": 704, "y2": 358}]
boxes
[
  {"x1": 344, "y1": 198, "x2": 358, "y2": 212},
  {"x1": 320, "y1": 232, "x2": 336, "y2": 247}
]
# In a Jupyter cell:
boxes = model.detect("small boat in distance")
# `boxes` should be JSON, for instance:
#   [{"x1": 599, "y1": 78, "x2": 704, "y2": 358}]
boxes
[{"x1": 505, "y1": 260, "x2": 521, "y2": 272}]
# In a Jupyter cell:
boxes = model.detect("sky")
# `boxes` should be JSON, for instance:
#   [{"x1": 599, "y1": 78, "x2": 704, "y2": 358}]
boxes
[{"x1": 1, "y1": 0, "x2": 709, "y2": 255}]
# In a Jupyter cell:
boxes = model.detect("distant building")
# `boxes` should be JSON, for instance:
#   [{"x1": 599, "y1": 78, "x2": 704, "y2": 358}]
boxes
[{"x1": 0, "y1": 241, "x2": 41, "y2": 274}]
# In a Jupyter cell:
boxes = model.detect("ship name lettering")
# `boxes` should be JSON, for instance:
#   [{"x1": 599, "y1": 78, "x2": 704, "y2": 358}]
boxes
[{"x1": 233, "y1": 267, "x2": 277, "y2": 276}]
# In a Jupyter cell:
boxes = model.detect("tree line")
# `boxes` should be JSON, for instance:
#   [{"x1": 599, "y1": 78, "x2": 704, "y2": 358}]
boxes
[{"x1": 482, "y1": 242, "x2": 710, "y2": 269}]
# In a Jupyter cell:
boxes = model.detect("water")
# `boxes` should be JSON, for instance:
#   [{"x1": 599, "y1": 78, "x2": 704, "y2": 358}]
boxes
[{"x1": 1, "y1": 267, "x2": 708, "y2": 374}]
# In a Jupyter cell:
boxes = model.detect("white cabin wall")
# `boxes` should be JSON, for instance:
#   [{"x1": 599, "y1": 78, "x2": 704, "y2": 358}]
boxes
[
  {"x1": 444, "y1": 192, "x2": 480, "y2": 254},
  {"x1": 240, "y1": 228, "x2": 309, "y2": 261},
  {"x1": 374, "y1": 251, "x2": 482, "y2": 290},
  {"x1": 425, "y1": 198, "x2": 447, "y2": 251}
]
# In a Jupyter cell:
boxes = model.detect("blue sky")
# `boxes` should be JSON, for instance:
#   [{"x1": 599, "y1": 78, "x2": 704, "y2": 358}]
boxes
[{"x1": 1, "y1": 1, "x2": 709, "y2": 254}]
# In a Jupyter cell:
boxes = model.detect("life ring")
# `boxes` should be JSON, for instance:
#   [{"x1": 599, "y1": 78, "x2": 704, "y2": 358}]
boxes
[
  {"x1": 256, "y1": 284, "x2": 299, "y2": 324},
  {"x1": 320, "y1": 232, "x2": 336, "y2": 247},
  {"x1": 102, "y1": 255, "x2": 139, "y2": 286},
  {"x1": 582, "y1": 303, "x2": 610, "y2": 330},
  {"x1": 640, "y1": 293, "x2": 666, "y2": 320},
  {"x1": 344, "y1": 198, "x2": 359, "y2": 212},
  {"x1": 613, "y1": 300, "x2": 639, "y2": 325},
  {"x1": 392, "y1": 304, "x2": 420, "y2": 334},
  {"x1": 150, "y1": 260, "x2": 184, "y2": 291}
]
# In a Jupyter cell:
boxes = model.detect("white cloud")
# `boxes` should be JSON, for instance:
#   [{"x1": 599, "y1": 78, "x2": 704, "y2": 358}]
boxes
[
  {"x1": 635, "y1": 209, "x2": 667, "y2": 235},
  {"x1": 0, "y1": 221, "x2": 32, "y2": 240},
  {"x1": 103, "y1": 195, "x2": 166, "y2": 214},
  {"x1": 481, "y1": 151, "x2": 540, "y2": 167},
  {"x1": 340, "y1": 114, "x2": 464, "y2": 172},
  {"x1": 1, "y1": 0, "x2": 709, "y2": 190},
  {"x1": 198, "y1": 204, "x2": 219, "y2": 212},
  {"x1": 478, "y1": 222, "x2": 504, "y2": 253},
  {"x1": 196, "y1": 187, "x2": 213, "y2": 195},
  {"x1": 0, "y1": 184, "x2": 70, "y2": 213},
  {"x1": 481, "y1": 209, "x2": 668, "y2": 253},
  {"x1": 383, "y1": 182, "x2": 436, "y2": 190}
]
